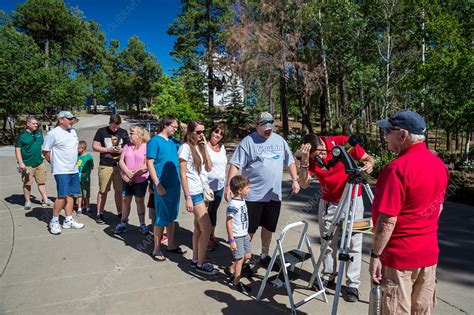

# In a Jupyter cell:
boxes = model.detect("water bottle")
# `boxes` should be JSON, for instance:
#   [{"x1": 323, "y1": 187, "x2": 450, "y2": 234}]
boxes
[{"x1": 368, "y1": 281, "x2": 381, "y2": 315}]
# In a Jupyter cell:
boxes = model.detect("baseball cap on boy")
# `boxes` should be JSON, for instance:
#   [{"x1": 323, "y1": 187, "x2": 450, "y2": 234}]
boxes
[{"x1": 257, "y1": 112, "x2": 274, "y2": 131}]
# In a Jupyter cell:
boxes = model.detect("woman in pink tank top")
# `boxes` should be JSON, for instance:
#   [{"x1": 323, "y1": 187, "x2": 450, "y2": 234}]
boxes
[{"x1": 114, "y1": 126, "x2": 151, "y2": 235}]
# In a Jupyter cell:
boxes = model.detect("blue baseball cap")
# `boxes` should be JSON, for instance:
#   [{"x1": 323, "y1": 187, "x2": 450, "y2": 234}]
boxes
[{"x1": 377, "y1": 110, "x2": 426, "y2": 135}]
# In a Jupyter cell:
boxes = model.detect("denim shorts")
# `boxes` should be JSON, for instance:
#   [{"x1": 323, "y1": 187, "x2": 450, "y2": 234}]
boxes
[
  {"x1": 191, "y1": 193, "x2": 204, "y2": 206},
  {"x1": 54, "y1": 173, "x2": 81, "y2": 198},
  {"x1": 122, "y1": 180, "x2": 148, "y2": 198},
  {"x1": 233, "y1": 235, "x2": 252, "y2": 260}
]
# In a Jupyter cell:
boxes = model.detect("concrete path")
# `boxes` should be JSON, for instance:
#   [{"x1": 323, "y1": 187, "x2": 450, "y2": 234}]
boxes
[{"x1": 0, "y1": 114, "x2": 472, "y2": 314}]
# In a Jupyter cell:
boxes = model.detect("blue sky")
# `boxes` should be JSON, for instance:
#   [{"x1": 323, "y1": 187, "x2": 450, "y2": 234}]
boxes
[{"x1": 1, "y1": 0, "x2": 181, "y2": 74}]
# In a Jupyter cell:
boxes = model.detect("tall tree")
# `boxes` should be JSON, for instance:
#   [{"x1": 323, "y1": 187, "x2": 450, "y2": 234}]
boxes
[{"x1": 168, "y1": 0, "x2": 230, "y2": 110}]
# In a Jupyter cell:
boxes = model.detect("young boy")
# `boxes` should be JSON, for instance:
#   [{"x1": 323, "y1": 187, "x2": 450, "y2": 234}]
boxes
[
  {"x1": 226, "y1": 175, "x2": 252, "y2": 294},
  {"x1": 77, "y1": 141, "x2": 94, "y2": 214}
]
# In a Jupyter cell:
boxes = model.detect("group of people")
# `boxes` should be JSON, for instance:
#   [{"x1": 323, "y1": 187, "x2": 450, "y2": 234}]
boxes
[{"x1": 15, "y1": 109, "x2": 449, "y2": 313}]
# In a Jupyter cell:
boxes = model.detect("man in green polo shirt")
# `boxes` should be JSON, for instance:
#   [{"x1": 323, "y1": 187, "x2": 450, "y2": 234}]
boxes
[{"x1": 15, "y1": 116, "x2": 54, "y2": 209}]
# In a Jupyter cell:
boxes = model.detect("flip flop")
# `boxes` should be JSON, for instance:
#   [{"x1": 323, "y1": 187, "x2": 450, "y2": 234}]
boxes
[
  {"x1": 151, "y1": 251, "x2": 166, "y2": 262},
  {"x1": 166, "y1": 246, "x2": 187, "y2": 255}
]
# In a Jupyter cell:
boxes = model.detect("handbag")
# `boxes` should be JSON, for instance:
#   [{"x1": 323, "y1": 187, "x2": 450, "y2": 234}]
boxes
[{"x1": 199, "y1": 172, "x2": 215, "y2": 202}]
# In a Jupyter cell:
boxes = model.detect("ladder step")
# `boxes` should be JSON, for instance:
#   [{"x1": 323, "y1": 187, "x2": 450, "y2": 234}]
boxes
[
  {"x1": 268, "y1": 270, "x2": 300, "y2": 288},
  {"x1": 273, "y1": 250, "x2": 312, "y2": 269}
]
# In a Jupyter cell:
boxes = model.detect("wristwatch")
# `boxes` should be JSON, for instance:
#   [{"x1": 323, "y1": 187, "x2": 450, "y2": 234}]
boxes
[{"x1": 370, "y1": 250, "x2": 381, "y2": 258}]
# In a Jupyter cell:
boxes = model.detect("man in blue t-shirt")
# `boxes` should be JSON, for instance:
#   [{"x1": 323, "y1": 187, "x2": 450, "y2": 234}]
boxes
[{"x1": 225, "y1": 112, "x2": 300, "y2": 267}]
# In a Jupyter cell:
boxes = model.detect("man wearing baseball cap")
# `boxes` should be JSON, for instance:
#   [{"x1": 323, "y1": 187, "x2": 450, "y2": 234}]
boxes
[
  {"x1": 42, "y1": 111, "x2": 84, "y2": 235},
  {"x1": 370, "y1": 110, "x2": 449, "y2": 313},
  {"x1": 225, "y1": 112, "x2": 300, "y2": 269}
]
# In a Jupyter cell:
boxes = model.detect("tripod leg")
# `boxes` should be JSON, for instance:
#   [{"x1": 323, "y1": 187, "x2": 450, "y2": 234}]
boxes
[
  {"x1": 331, "y1": 184, "x2": 361, "y2": 315},
  {"x1": 308, "y1": 184, "x2": 352, "y2": 287}
]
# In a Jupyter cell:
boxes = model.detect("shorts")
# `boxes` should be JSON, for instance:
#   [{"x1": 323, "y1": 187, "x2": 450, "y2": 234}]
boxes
[
  {"x1": 54, "y1": 173, "x2": 81, "y2": 198},
  {"x1": 98, "y1": 165, "x2": 121, "y2": 193},
  {"x1": 122, "y1": 180, "x2": 148, "y2": 198},
  {"x1": 21, "y1": 162, "x2": 47, "y2": 186},
  {"x1": 191, "y1": 193, "x2": 204, "y2": 206},
  {"x1": 232, "y1": 235, "x2": 252, "y2": 260},
  {"x1": 246, "y1": 200, "x2": 282, "y2": 233},
  {"x1": 80, "y1": 180, "x2": 91, "y2": 198}
]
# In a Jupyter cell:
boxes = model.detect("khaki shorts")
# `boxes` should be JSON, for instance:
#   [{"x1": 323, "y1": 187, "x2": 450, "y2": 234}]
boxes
[
  {"x1": 98, "y1": 165, "x2": 121, "y2": 193},
  {"x1": 381, "y1": 264, "x2": 437, "y2": 315},
  {"x1": 22, "y1": 162, "x2": 47, "y2": 186}
]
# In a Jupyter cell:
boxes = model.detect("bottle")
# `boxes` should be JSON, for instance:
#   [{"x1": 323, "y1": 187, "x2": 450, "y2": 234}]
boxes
[{"x1": 368, "y1": 281, "x2": 381, "y2": 315}]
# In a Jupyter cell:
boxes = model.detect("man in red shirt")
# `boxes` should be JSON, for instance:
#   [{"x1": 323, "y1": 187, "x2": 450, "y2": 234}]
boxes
[
  {"x1": 299, "y1": 134, "x2": 374, "y2": 302},
  {"x1": 370, "y1": 110, "x2": 449, "y2": 314}
]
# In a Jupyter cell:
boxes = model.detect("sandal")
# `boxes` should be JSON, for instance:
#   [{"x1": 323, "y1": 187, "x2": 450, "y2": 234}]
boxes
[
  {"x1": 166, "y1": 246, "x2": 187, "y2": 255},
  {"x1": 151, "y1": 251, "x2": 166, "y2": 262}
]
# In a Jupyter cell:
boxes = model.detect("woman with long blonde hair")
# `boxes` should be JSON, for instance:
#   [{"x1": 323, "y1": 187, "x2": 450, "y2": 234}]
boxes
[
  {"x1": 178, "y1": 120, "x2": 217, "y2": 275},
  {"x1": 114, "y1": 125, "x2": 150, "y2": 234}
]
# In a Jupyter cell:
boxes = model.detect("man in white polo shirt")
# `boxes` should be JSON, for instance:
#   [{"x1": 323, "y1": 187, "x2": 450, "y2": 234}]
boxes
[{"x1": 42, "y1": 111, "x2": 84, "y2": 235}]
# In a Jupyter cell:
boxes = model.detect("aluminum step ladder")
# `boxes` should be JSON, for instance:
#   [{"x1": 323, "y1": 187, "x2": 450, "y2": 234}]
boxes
[{"x1": 256, "y1": 221, "x2": 328, "y2": 314}]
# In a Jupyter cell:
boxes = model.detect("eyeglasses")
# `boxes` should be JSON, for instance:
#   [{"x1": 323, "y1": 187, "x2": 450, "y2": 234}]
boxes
[
  {"x1": 383, "y1": 127, "x2": 401, "y2": 134},
  {"x1": 170, "y1": 125, "x2": 179, "y2": 129},
  {"x1": 65, "y1": 117, "x2": 74, "y2": 121},
  {"x1": 195, "y1": 130, "x2": 204, "y2": 135}
]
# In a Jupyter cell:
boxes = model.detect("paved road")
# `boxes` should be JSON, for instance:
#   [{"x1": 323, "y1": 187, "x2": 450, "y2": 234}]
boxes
[{"x1": 0, "y1": 114, "x2": 472, "y2": 314}]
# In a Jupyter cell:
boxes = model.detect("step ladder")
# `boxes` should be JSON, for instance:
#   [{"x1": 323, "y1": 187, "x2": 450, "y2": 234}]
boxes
[{"x1": 256, "y1": 221, "x2": 328, "y2": 314}]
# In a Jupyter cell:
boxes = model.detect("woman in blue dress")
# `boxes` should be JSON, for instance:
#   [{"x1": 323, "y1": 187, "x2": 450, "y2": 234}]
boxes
[{"x1": 146, "y1": 115, "x2": 186, "y2": 261}]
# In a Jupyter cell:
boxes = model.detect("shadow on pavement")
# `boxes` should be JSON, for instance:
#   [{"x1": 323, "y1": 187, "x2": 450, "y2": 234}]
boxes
[{"x1": 204, "y1": 289, "x2": 296, "y2": 314}]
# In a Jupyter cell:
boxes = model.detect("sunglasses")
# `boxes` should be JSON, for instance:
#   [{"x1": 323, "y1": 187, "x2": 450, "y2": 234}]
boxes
[
  {"x1": 195, "y1": 130, "x2": 204, "y2": 135},
  {"x1": 213, "y1": 129, "x2": 224, "y2": 136},
  {"x1": 383, "y1": 127, "x2": 401, "y2": 134},
  {"x1": 259, "y1": 120, "x2": 274, "y2": 125},
  {"x1": 170, "y1": 125, "x2": 179, "y2": 129},
  {"x1": 65, "y1": 117, "x2": 74, "y2": 121}
]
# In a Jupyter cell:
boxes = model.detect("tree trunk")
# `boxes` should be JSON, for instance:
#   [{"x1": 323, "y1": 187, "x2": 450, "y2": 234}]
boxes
[
  {"x1": 206, "y1": 0, "x2": 214, "y2": 109},
  {"x1": 463, "y1": 130, "x2": 471, "y2": 162},
  {"x1": 319, "y1": 4, "x2": 331, "y2": 131},
  {"x1": 337, "y1": 61, "x2": 349, "y2": 135},
  {"x1": 319, "y1": 91, "x2": 327, "y2": 134},
  {"x1": 279, "y1": 70, "x2": 289, "y2": 139}
]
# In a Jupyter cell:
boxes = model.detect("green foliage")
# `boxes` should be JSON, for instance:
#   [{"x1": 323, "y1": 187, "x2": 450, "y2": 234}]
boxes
[{"x1": 151, "y1": 75, "x2": 202, "y2": 123}]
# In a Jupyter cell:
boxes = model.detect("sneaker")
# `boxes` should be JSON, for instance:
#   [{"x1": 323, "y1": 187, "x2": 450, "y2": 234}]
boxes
[
  {"x1": 342, "y1": 287, "x2": 359, "y2": 302},
  {"x1": 196, "y1": 262, "x2": 218, "y2": 275},
  {"x1": 190, "y1": 260, "x2": 198, "y2": 268},
  {"x1": 241, "y1": 263, "x2": 254, "y2": 278},
  {"x1": 63, "y1": 218, "x2": 85, "y2": 229},
  {"x1": 24, "y1": 200, "x2": 32, "y2": 210},
  {"x1": 49, "y1": 221, "x2": 61, "y2": 235},
  {"x1": 96, "y1": 214, "x2": 105, "y2": 225},
  {"x1": 233, "y1": 282, "x2": 251, "y2": 294},
  {"x1": 41, "y1": 199, "x2": 54, "y2": 207},
  {"x1": 312, "y1": 278, "x2": 336, "y2": 291},
  {"x1": 139, "y1": 223, "x2": 149, "y2": 235},
  {"x1": 114, "y1": 222, "x2": 128, "y2": 234}
]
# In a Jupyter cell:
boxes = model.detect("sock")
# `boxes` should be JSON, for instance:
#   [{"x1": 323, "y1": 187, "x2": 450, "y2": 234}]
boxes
[
  {"x1": 197, "y1": 263, "x2": 202, "y2": 268},
  {"x1": 65, "y1": 215, "x2": 73, "y2": 222},
  {"x1": 86, "y1": 207, "x2": 90, "y2": 212},
  {"x1": 51, "y1": 216, "x2": 59, "y2": 223},
  {"x1": 77, "y1": 207, "x2": 82, "y2": 212},
  {"x1": 261, "y1": 253, "x2": 268, "y2": 259}
]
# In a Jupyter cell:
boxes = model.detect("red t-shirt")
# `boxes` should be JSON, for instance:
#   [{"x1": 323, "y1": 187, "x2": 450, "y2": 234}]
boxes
[
  {"x1": 372, "y1": 142, "x2": 449, "y2": 269},
  {"x1": 308, "y1": 135, "x2": 366, "y2": 203}
]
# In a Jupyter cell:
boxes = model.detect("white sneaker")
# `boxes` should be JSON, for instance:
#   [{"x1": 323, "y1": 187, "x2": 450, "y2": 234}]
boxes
[
  {"x1": 24, "y1": 200, "x2": 32, "y2": 210},
  {"x1": 41, "y1": 199, "x2": 54, "y2": 207},
  {"x1": 63, "y1": 219, "x2": 85, "y2": 229},
  {"x1": 49, "y1": 221, "x2": 61, "y2": 235}
]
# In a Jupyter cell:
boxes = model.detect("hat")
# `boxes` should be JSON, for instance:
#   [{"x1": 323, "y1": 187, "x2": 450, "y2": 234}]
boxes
[
  {"x1": 377, "y1": 110, "x2": 426, "y2": 135},
  {"x1": 57, "y1": 111, "x2": 75, "y2": 119},
  {"x1": 257, "y1": 112, "x2": 274, "y2": 131}
]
